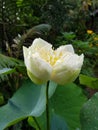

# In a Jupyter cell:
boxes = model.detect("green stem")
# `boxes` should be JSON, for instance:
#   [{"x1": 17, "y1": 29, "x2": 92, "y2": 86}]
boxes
[
  {"x1": 46, "y1": 81, "x2": 50, "y2": 130},
  {"x1": 33, "y1": 117, "x2": 41, "y2": 130}
]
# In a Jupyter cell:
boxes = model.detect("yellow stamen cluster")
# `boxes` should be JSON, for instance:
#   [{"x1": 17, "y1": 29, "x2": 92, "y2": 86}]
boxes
[{"x1": 37, "y1": 46, "x2": 63, "y2": 66}]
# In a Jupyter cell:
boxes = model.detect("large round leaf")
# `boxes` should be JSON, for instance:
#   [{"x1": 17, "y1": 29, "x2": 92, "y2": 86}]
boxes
[
  {"x1": 0, "y1": 79, "x2": 57, "y2": 130},
  {"x1": 50, "y1": 83, "x2": 87, "y2": 130},
  {"x1": 50, "y1": 114, "x2": 69, "y2": 130},
  {"x1": 80, "y1": 92, "x2": 98, "y2": 130}
]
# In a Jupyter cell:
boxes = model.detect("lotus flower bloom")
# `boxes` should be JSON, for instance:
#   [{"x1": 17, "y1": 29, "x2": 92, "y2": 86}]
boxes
[{"x1": 23, "y1": 38, "x2": 84, "y2": 85}]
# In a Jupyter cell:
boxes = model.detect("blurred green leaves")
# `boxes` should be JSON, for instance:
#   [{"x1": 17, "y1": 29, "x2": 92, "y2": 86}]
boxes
[
  {"x1": 79, "y1": 74, "x2": 98, "y2": 89},
  {"x1": 0, "y1": 54, "x2": 25, "y2": 82}
]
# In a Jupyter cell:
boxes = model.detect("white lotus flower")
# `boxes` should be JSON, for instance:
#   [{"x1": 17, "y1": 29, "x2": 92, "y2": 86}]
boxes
[{"x1": 23, "y1": 38, "x2": 84, "y2": 85}]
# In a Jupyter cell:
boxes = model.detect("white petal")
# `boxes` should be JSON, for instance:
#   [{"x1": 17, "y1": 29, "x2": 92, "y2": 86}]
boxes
[
  {"x1": 27, "y1": 53, "x2": 52, "y2": 82},
  {"x1": 51, "y1": 53, "x2": 84, "y2": 85},
  {"x1": 23, "y1": 46, "x2": 28, "y2": 58},
  {"x1": 55, "y1": 53, "x2": 84, "y2": 69},
  {"x1": 62, "y1": 53, "x2": 84, "y2": 69},
  {"x1": 23, "y1": 46, "x2": 29, "y2": 67},
  {"x1": 51, "y1": 68, "x2": 80, "y2": 85},
  {"x1": 32, "y1": 38, "x2": 52, "y2": 51},
  {"x1": 55, "y1": 44, "x2": 75, "y2": 55}
]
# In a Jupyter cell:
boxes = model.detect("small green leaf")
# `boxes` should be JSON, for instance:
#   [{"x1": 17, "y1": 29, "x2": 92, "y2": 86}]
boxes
[
  {"x1": 28, "y1": 117, "x2": 39, "y2": 130},
  {"x1": 79, "y1": 74, "x2": 98, "y2": 89},
  {"x1": 0, "y1": 68, "x2": 15, "y2": 75},
  {"x1": 80, "y1": 92, "x2": 98, "y2": 130},
  {"x1": 0, "y1": 54, "x2": 25, "y2": 82}
]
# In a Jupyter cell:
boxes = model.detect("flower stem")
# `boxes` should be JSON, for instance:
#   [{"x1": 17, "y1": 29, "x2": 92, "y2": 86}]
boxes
[{"x1": 46, "y1": 81, "x2": 50, "y2": 130}]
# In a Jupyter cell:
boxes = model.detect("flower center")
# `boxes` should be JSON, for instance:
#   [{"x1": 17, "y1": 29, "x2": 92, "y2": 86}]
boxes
[
  {"x1": 40, "y1": 50, "x2": 63, "y2": 66},
  {"x1": 34, "y1": 45, "x2": 64, "y2": 66}
]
